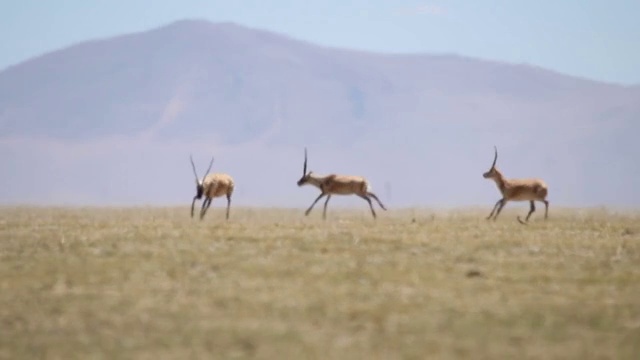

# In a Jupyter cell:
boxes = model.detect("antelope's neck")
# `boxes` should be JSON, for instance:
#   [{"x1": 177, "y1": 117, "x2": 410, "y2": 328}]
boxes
[{"x1": 492, "y1": 170, "x2": 508, "y2": 193}]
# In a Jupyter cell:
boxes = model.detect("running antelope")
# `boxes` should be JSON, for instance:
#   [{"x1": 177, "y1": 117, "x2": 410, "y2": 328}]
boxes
[
  {"x1": 190, "y1": 155, "x2": 234, "y2": 220},
  {"x1": 483, "y1": 146, "x2": 549, "y2": 224},
  {"x1": 296, "y1": 148, "x2": 387, "y2": 219}
]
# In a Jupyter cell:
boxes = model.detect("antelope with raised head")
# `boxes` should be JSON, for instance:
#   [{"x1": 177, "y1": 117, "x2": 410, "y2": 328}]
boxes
[
  {"x1": 296, "y1": 148, "x2": 387, "y2": 219},
  {"x1": 190, "y1": 155, "x2": 234, "y2": 220},
  {"x1": 483, "y1": 146, "x2": 549, "y2": 224}
]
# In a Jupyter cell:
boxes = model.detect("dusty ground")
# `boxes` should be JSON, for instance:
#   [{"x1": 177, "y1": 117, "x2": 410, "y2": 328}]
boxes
[{"x1": 1, "y1": 206, "x2": 639, "y2": 359}]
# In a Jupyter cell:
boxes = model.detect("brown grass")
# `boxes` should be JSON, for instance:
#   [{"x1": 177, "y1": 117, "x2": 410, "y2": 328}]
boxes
[{"x1": 1, "y1": 206, "x2": 639, "y2": 359}]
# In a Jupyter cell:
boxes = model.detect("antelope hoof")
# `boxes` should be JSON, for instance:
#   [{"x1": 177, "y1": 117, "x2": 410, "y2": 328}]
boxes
[{"x1": 517, "y1": 216, "x2": 528, "y2": 225}]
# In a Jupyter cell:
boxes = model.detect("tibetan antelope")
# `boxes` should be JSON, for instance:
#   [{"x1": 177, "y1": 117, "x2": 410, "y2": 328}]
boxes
[
  {"x1": 483, "y1": 146, "x2": 549, "y2": 224},
  {"x1": 190, "y1": 155, "x2": 234, "y2": 220},
  {"x1": 296, "y1": 148, "x2": 387, "y2": 219}
]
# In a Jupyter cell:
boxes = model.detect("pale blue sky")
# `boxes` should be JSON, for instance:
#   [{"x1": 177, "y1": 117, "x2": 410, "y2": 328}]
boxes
[{"x1": 1, "y1": 0, "x2": 639, "y2": 85}]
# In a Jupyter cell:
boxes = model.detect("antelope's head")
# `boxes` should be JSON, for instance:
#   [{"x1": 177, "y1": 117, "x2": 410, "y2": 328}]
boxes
[
  {"x1": 297, "y1": 148, "x2": 313, "y2": 186},
  {"x1": 190, "y1": 154, "x2": 214, "y2": 200},
  {"x1": 482, "y1": 146, "x2": 500, "y2": 180}
]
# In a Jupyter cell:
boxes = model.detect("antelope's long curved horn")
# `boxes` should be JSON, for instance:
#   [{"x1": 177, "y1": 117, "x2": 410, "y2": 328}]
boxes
[
  {"x1": 303, "y1": 147, "x2": 308, "y2": 175},
  {"x1": 491, "y1": 146, "x2": 498, "y2": 169},
  {"x1": 190, "y1": 154, "x2": 199, "y2": 183},
  {"x1": 203, "y1": 156, "x2": 215, "y2": 180}
]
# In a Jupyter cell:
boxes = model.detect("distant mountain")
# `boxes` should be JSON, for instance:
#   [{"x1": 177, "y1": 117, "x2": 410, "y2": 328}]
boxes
[{"x1": 1, "y1": 19, "x2": 638, "y2": 208}]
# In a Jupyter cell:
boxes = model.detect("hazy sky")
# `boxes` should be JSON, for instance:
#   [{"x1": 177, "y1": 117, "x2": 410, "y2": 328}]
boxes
[{"x1": 2, "y1": 0, "x2": 639, "y2": 85}]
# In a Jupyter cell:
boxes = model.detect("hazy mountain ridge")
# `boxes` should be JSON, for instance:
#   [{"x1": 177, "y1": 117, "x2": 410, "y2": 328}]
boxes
[{"x1": 0, "y1": 19, "x2": 638, "y2": 207}]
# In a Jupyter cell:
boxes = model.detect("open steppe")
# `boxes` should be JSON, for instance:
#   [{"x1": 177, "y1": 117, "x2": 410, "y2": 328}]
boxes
[{"x1": 1, "y1": 206, "x2": 639, "y2": 359}]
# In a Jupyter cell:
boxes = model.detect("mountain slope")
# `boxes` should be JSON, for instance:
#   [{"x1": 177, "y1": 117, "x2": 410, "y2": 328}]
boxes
[{"x1": 0, "y1": 19, "x2": 638, "y2": 207}]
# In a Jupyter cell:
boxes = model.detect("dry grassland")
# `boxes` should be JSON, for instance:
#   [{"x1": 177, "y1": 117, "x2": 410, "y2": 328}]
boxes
[{"x1": 1, "y1": 206, "x2": 639, "y2": 359}]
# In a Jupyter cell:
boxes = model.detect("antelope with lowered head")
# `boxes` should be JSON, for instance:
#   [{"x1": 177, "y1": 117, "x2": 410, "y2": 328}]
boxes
[
  {"x1": 296, "y1": 148, "x2": 387, "y2": 219},
  {"x1": 482, "y1": 146, "x2": 549, "y2": 224},
  {"x1": 190, "y1": 155, "x2": 235, "y2": 220}
]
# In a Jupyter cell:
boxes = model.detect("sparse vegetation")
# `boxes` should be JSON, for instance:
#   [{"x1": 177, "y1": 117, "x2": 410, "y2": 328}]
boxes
[{"x1": 1, "y1": 207, "x2": 639, "y2": 359}]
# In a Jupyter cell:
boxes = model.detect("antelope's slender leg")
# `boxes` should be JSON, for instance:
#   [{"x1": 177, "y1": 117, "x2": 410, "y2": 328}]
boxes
[
  {"x1": 225, "y1": 193, "x2": 232, "y2": 220},
  {"x1": 305, "y1": 193, "x2": 326, "y2": 216},
  {"x1": 322, "y1": 195, "x2": 332, "y2": 220},
  {"x1": 358, "y1": 194, "x2": 377, "y2": 219},
  {"x1": 191, "y1": 197, "x2": 198, "y2": 218},
  {"x1": 206, "y1": 198, "x2": 213, "y2": 216},
  {"x1": 367, "y1": 192, "x2": 387, "y2": 211},
  {"x1": 525, "y1": 200, "x2": 536, "y2": 221},
  {"x1": 493, "y1": 199, "x2": 507, "y2": 220},
  {"x1": 487, "y1": 199, "x2": 502, "y2": 220},
  {"x1": 200, "y1": 198, "x2": 212, "y2": 220},
  {"x1": 517, "y1": 200, "x2": 536, "y2": 224},
  {"x1": 199, "y1": 198, "x2": 207, "y2": 219},
  {"x1": 543, "y1": 200, "x2": 549, "y2": 220}
]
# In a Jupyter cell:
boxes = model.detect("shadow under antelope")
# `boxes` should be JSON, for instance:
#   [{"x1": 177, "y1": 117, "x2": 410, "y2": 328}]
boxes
[{"x1": 482, "y1": 146, "x2": 549, "y2": 224}]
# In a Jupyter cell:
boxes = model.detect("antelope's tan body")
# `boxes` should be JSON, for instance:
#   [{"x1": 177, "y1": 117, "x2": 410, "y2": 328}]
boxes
[
  {"x1": 491, "y1": 173, "x2": 548, "y2": 202},
  {"x1": 202, "y1": 173, "x2": 235, "y2": 199},
  {"x1": 190, "y1": 155, "x2": 234, "y2": 220},
  {"x1": 483, "y1": 147, "x2": 549, "y2": 224},
  {"x1": 313, "y1": 174, "x2": 372, "y2": 195},
  {"x1": 297, "y1": 148, "x2": 386, "y2": 219}
]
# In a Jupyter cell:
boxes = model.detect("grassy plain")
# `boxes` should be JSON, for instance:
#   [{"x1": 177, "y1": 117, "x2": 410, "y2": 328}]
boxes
[{"x1": 1, "y1": 206, "x2": 639, "y2": 359}]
